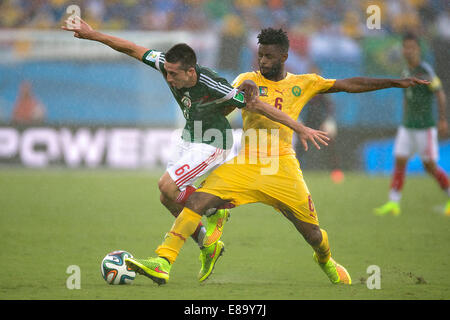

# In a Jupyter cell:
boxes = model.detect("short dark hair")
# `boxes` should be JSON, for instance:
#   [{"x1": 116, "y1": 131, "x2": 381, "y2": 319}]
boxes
[
  {"x1": 257, "y1": 28, "x2": 289, "y2": 53},
  {"x1": 165, "y1": 43, "x2": 197, "y2": 70},
  {"x1": 403, "y1": 32, "x2": 419, "y2": 45}
]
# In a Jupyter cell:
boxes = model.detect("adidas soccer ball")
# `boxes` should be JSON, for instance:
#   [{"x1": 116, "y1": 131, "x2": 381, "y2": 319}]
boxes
[{"x1": 100, "y1": 250, "x2": 136, "y2": 285}]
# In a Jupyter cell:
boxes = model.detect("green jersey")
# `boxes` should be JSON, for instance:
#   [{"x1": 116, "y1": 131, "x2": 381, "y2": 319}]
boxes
[
  {"x1": 142, "y1": 49, "x2": 246, "y2": 149},
  {"x1": 402, "y1": 61, "x2": 442, "y2": 129}
]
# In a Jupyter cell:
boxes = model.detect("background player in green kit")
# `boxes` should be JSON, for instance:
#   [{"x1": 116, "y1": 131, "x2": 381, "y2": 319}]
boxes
[
  {"x1": 375, "y1": 33, "x2": 450, "y2": 216},
  {"x1": 62, "y1": 16, "x2": 330, "y2": 281}
]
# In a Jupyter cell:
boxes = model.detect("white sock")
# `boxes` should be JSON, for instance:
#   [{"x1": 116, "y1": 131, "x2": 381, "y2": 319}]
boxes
[
  {"x1": 205, "y1": 207, "x2": 217, "y2": 217},
  {"x1": 197, "y1": 226, "x2": 206, "y2": 248},
  {"x1": 389, "y1": 189, "x2": 401, "y2": 203}
]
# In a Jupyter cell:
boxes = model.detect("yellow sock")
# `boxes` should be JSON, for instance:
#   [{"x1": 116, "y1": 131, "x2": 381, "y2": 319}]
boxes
[
  {"x1": 313, "y1": 229, "x2": 331, "y2": 264},
  {"x1": 155, "y1": 207, "x2": 202, "y2": 264}
]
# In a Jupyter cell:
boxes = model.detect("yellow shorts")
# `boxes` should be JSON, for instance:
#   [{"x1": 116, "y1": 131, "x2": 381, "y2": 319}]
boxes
[{"x1": 198, "y1": 154, "x2": 319, "y2": 225}]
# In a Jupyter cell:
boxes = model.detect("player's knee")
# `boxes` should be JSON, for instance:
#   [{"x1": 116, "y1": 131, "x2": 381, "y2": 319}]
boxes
[
  {"x1": 159, "y1": 193, "x2": 169, "y2": 206},
  {"x1": 159, "y1": 193, "x2": 173, "y2": 211},
  {"x1": 158, "y1": 177, "x2": 177, "y2": 200}
]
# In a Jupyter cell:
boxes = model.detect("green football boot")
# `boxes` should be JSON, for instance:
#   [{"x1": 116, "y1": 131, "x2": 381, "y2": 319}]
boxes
[
  {"x1": 313, "y1": 253, "x2": 351, "y2": 285},
  {"x1": 197, "y1": 208, "x2": 230, "y2": 282},
  {"x1": 374, "y1": 201, "x2": 401, "y2": 216},
  {"x1": 125, "y1": 256, "x2": 171, "y2": 285},
  {"x1": 198, "y1": 240, "x2": 225, "y2": 282},
  {"x1": 202, "y1": 209, "x2": 230, "y2": 247}
]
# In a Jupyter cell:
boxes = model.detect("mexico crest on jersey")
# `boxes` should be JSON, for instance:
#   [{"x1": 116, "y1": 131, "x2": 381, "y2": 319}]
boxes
[{"x1": 181, "y1": 95, "x2": 191, "y2": 108}]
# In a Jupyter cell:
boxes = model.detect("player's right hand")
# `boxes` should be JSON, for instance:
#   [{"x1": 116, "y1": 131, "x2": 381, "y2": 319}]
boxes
[
  {"x1": 61, "y1": 16, "x2": 94, "y2": 39},
  {"x1": 394, "y1": 77, "x2": 430, "y2": 88},
  {"x1": 237, "y1": 80, "x2": 259, "y2": 103}
]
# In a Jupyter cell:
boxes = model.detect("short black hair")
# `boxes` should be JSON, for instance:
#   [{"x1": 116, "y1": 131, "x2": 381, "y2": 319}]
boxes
[
  {"x1": 165, "y1": 43, "x2": 197, "y2": 70},
  {"x1": 257, "y1": 28, "x2": 289, "y2": 53},
  {"x1": 403, "y1": 32, "x2": 419, "y2": 45}
]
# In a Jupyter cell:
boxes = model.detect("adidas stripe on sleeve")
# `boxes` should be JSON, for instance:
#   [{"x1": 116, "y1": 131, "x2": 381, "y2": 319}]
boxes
[{"x1": 198, "y1": 73, "x2": 246, "y2": 109}]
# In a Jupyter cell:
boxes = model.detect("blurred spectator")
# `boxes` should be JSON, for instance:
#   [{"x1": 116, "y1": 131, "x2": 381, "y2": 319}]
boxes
[
  {"x1": 286, "y1": 30, "x2": 311, "y2": 74},
  {"x1": 203, "y1": 0, "x2": 232, "y2": 23},
  {"x1": 139, "y1": 0, "x2": 178, "y2": 31},
  {"x1": 175, "y1": 0, "x2": 209, "y2": 31},
  {"x1": 12, "y1": 81, "x2": 46, "y2": 124},
  {"x1": 0, "y1": 0, "x2": 25, "y2": 28},
  {"x1": 387, "y1": 0, "x2": 423, "y2": 34},
  {"x1": 436, "y1": 7, "x2": 450, "y2": 40},
  {"x1": 340, "y1": 10, "x2": 364, "y2": 39},
  {"x1": 217, "y1": 14, "x2": 246, "y2": 72}
]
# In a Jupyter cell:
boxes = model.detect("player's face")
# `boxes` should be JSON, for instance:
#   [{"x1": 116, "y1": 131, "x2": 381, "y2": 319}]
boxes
[
  {"x1": 258, "y1": 44, "x2": 287, "y2": 80},
  {"x1": 165, "y1": 61, "x2": 196, "y2": 89},
  {"x1": 403, "y1": 39, "x2": 420, "y2": 64}
]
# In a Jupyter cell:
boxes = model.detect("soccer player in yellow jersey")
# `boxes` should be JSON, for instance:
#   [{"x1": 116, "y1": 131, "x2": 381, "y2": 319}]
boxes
[{"x1": 126, "y1": 28, "x2": 429, "y2": 285}]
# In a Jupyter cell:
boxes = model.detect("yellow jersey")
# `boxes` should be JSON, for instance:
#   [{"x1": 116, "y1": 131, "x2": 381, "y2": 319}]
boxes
[{"x1": 232, "y1": 71, "x2": 335, "y2": 157}]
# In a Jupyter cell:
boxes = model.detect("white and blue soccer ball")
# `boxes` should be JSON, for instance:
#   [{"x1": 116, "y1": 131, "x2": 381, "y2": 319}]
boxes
[{"x1": 100, "y1": 250, "x2": 136, "y2": 285}]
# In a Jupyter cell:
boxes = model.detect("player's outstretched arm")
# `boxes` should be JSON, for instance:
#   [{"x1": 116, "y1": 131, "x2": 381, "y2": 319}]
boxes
[
  {"x1": 323, "y1": 77, "x2": 431, "y2": 93},
  {"x1": 61, "y1": 16, "x2": 149, "y2": 61},
  {"x1": 245, "y1": 98, "x2": 330, "y2": 151}
]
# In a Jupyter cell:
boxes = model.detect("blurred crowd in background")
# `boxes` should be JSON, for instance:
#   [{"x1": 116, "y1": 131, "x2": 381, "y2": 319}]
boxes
[
  {"x1": 1, "y1": 0, "x2": 449, "y2": 40},
  {"x1": 1, "y1": 0, "x2": 449, "y2": 127}
]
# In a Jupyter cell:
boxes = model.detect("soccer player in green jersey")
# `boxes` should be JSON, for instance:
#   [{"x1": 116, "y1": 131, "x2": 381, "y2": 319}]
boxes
[
  {"x1": 62, "y1": 17, "x2": 330, "y2": 281},
  {"x1": 375, "y1": 33, "x2": 450, "y2": 216}
]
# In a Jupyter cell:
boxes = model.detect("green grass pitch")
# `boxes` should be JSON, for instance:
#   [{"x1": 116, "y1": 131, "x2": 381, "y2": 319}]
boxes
[{"x1": 0, "y1": 169, "x2": 449, "y2": 300}]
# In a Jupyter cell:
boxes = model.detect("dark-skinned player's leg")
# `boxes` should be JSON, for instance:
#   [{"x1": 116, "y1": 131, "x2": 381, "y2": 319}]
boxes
[{"x1": 279, "y1": 207, "x2": 351, "y2": 284}]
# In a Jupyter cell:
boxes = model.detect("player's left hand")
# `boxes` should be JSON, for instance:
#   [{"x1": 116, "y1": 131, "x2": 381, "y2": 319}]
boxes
[
  {"x1": 296, "y1": 124, "x2": 330, "y2": 151},
  {"x1": 394, "y1": 77, "x2": 430, "y2": 88}
]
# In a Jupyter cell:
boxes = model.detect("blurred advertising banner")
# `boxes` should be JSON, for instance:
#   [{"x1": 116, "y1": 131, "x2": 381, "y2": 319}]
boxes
[
  {"x1": 363, "y1": 138, "x2": 450, "y2": 175},
  {"x1": 0, "y1": 126, "x2": 242, "y2": 169},
  {"x1": 0, "y1": 126, "x2": 176, "y2": 168}
]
